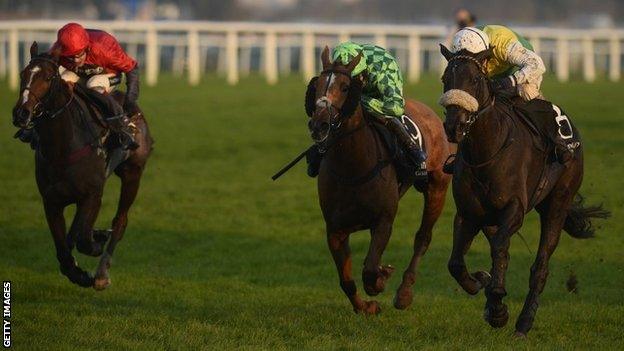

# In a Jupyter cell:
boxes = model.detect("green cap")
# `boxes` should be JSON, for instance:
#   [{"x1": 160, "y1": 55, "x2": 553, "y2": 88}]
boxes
[{"x1": 332, "y1": 42, "x2": 367, "y2": 76}]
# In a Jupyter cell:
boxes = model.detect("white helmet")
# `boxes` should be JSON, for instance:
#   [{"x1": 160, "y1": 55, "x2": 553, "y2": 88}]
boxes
[{"x1": 451, "y1": 27, "x2": 490, "y2": 54}]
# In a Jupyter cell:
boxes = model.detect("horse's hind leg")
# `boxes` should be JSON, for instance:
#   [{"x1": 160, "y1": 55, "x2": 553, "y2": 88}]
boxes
[
  {"x1": 515, "y1": 192, "x2": 571, "y2": 337},
  {"x1": 447, "y1": 214, "x2": 489, "y2": 295},
  {"x1": 328, "y1": 231, "x2": 380, "y2": 315},
  {"x1": 483, "y1": 200, "x2": 524, "y2": 329},
  {"x1": 362, "y1": 219, "x2": 396, "y2": 297},
  {"x1": 94, "y1": 163, "x2": 143, "y2": 290},
  {"x1": 44, "y1": 202, "x2": 94, "y2": 287},
  {"x1": 394, "y1": 173, "x2": 448, "y2": 309}
]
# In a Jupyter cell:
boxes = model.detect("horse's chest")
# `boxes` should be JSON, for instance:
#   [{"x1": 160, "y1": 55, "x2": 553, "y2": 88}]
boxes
[{"x1": 453, "y1": 170, "x2": 524, "y2": 216}]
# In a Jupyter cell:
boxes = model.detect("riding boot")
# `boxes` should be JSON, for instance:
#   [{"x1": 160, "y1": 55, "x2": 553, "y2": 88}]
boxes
[
  {"x1": 101, "y1": 93, "x2": 139, "y2": 150},
  {"x1": 306, "y1": 144, "x2": 322, "y2": 177},
  {"x1": 552, "y1": 133, "x2": 573, "y2": 164},
  {"x1": 386, "y1": 117, "x2": 427, "y2": 181}
]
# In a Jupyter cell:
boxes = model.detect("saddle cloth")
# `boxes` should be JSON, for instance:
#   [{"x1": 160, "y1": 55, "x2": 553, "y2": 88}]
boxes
[{"x1": 369, "y1": 114, "x2": 427, "y2": 186}]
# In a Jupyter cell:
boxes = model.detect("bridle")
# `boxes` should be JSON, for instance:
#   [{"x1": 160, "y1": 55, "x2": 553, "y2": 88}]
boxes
[
  {"x1": 443, "y1": 55, "x2": 493, "y2": 136},
  {"x1": 444, "y1": 54, "x2": 513, "y2": 169},
  {"x1": 313, "y1": 68, "x2": 364, "y2": 152},
  {"x1": 20, "y1": 56, "x2": 74, "y2": 124}
]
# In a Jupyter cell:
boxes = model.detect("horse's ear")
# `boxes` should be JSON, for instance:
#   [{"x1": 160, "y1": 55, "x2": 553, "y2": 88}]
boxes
[
  {"x1": 476, "y1": 46, "x2": 494, "y2": 62},
  {"x1": 305, "y1": 76, "x2": 319, "y2": 117},
  {"x1": 440, "y1": 44, "x2": 454, "y2": 62},
  {"x1": 346, "y1": 52, "x2": 362, "y2": 73},
  {"x1": 321, "y1": 46, "x2": 331, "y2": 70},
  {"x1": 30, "y1": 41, "x2": 39, "y2": 59}
]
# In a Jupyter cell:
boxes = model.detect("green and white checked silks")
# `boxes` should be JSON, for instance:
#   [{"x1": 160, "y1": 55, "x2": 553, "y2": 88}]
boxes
[{"x1": 333, "y1": 42, "x2": 405, "y2": 118}]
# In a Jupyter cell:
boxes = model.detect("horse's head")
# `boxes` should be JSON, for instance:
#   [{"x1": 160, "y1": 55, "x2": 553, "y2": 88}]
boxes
[
  {"x1": 305, "y1": 46, "x2": 363, "y2": 150},
  {"x1": 12, "y1": 42, "x2": 61, "y2": 128},
  {"x1": 439, "y1": 44, "x2": 493, "y2": 143}
]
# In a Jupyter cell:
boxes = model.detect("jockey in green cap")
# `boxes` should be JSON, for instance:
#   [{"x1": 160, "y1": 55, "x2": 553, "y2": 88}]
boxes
[{"x1": 331, "y1": 42, "x2": 427, "y2": 178}]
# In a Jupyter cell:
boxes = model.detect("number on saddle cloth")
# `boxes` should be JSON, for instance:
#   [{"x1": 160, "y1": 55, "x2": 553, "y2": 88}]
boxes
[
  {"x1": 551, "y1": 103, "x2": 581, "y2": 150},
  {"x1": 400, "y1": 115, "x2": 424, "y2": 149}
]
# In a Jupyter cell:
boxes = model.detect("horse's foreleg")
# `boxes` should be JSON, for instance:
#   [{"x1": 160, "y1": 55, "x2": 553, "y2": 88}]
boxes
[
  {"x1": 448, "y1": 214, "x2": 487, "y2": 295},
  {"x1": 483, "y1": 200, "x2": 524, "y2": 329},
  {"x1": 94, "y1": 164, "x2": 143, "y2": 291},
  {"x1": 362, "y1": 220, "x2": 395, "y2": 297},
  {"x1": 328, "y1": 232, "x2": 380, "y2": 315},
  {"x1": 44, "y1": 202, "x2": 94, "y2": 287},
  {"x1": 394, "y1": 178, "x2": 447, "y2": 310},
  {"x1": 515, "y1": 196, "x2": 568, "y2": 337},
  {"x1": 72, "y1": 193, "x2": 104, "y2": 257}
]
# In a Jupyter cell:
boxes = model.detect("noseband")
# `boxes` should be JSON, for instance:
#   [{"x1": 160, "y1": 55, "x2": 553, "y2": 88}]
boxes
[
  {"x1": 441, "y1": 55, "x2": 493, "y2": 137},
  {"x1": 311, "y1": 68, "x2": 366, "y2": 152},
  {"x1": 318, "y1": 68, "x2": 353, "y2": 131}
]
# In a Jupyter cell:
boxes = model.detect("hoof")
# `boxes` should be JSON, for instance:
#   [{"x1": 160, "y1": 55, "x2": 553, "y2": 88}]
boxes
[
  {"x1": 61, "y1": 264, "x2": 94, "y2": 288},
  {"x1": 93, "y1": 229, "x2": 112, "y2": 244},
  {"x1": 473, "y1": 271, "x2": 491, "y2": 290},
  {"x1": 513, "y1": 331, "x2": 528, "y2": 339},
  {"x1": 363, "y1": 265, "x2": 395, "y2": 297},
  {"x1": 356, "y1": 300, "x2": 381, "y2": 315},
  {"x1": 484, "y1": 303, "x2": 509, "y2": 328},
  {"x1": 76, "y1": 240, "x2": 104, "y2": 257},
  {"x1": 393, "y1": 287, "x2": 413, "y2": 310},
  {"x1": 93, "y1": 277, "x2": 111, "y2": 291}
]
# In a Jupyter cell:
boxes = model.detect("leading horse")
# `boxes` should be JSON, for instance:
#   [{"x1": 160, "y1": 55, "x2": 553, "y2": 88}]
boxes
[
  {"x1": 12, "y1": 42, "x2": 153, "y2": 290},
  {"x1": 307, "y1": 47, "x2": 451, "y2": 314},
  {"x1": 438, "y1": 44, "x2": 609, "y2": 336}
]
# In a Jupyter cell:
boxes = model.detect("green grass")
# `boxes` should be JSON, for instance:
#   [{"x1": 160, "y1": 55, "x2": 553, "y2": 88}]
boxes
[{"x1": 0, "y1": 74, "x2": 623, "y2": 350}]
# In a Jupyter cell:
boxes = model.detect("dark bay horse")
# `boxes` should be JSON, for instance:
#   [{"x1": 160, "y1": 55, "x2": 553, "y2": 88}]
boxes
[
  {"x1": 12, "y1": 42, "x2": 153, "y2": 290},
  {"x1": 307, "y1": 47, "x2": 451, "y2": 314},
  {"x1": 439, "y1": 45, "x2": 609, "y2": 336}
]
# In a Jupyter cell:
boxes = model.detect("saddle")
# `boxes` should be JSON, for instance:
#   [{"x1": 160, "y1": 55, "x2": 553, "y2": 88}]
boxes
[
  {"x1": 72, "y1": 84, "x2": 131, "y2": 177},
  {"x1": 368, "y1": 114, "x2": 427, "y2": 187}
]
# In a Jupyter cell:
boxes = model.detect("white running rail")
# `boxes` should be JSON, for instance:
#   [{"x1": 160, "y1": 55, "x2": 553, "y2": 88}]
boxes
[{"x1": 0, "y1": 20, "x2": 622, "y2": 90}]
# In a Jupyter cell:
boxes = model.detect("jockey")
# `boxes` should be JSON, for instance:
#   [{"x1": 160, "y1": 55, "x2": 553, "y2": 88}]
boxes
[
  {"x1": 330, "y1": 42, "x2": 427, "y2": 178},
  {"x1": 448, "y1": 25, "x2": 573, "y2": 165},
  {"x1": 48, "y1": 23, "x2": 139, "y2": 149}
]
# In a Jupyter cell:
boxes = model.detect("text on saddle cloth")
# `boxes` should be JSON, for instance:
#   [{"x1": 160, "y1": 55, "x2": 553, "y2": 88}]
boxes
[{"x1": 400, "y1": 115, "x2": 424, "y2": 149}]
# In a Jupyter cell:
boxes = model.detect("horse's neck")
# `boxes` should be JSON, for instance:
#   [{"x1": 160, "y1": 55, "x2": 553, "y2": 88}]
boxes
[
  {"x1": 464, "y1": 103, "x2": 509, "y2": 163},
  {"x1": 36, "y1": 85, "x2": 86, "y2": 161},
  {"x1": 324, "y1": 108, "x2": 379, "y2": 172}
]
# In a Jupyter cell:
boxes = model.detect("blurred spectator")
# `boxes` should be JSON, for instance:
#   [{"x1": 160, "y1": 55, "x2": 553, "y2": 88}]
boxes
[
  {"x1": 455, "y1": 8, "x2": 477, "y2": 29},
  {"x1": 445, "y1": 8, "x2": 477, "y2": 47}
]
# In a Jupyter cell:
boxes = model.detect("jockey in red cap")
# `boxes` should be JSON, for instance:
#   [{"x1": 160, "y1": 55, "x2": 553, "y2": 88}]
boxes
[{"x1": 49, "y1": 22, "x2": 140, "y2": 149}]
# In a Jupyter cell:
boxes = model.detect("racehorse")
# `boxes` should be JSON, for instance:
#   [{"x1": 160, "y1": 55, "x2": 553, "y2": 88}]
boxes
[
  {"x1": 438, "y1": 44, "x2": 609, "y2": 336},
  {"x1": 11, "y1": 42, "x2": 153, "y2": 290},
  {"x1": 306, "y1": 47, "x2": 451, "y2": 314}
]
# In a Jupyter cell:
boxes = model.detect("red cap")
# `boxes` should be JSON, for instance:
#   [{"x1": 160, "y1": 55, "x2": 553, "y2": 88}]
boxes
[{"x1": 56, "y1": 23, "x2": 89, "y2": 56}]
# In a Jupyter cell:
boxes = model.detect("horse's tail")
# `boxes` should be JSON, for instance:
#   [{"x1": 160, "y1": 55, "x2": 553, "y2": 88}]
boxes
[{"x1": 564, "y1": 194, "x2": 610, "y2": 239}]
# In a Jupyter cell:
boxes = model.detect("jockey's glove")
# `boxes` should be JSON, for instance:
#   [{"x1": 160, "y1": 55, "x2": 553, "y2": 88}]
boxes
[{"x1": 489, "y1": 76, "x2": 517, "y2": 93}]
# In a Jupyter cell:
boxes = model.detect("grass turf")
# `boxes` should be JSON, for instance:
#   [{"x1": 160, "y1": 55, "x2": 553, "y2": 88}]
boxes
[{"x1": 0, "y1": 74, "x2": 622, "y2": 350}]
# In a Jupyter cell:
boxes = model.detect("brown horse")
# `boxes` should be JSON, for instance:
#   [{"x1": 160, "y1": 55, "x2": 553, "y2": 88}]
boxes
[
  {"x1": 11, "y1": 42, "x2": 153, "y2": 290},
  {"x1": 306, "y1": 47, "x2": 451, "y2": 314},
  {"x1": 439, "y1": 45, "x2": 609, "y2": 336}
]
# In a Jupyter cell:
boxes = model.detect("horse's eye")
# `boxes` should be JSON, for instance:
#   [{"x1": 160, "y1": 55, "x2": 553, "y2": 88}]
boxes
[{"x1": 341, "y1": 85, "x2": 349, "y2": 93}]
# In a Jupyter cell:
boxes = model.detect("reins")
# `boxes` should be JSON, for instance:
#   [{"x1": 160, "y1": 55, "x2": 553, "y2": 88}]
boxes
[
  {"x1": 315, "y1": 67, "x2": 394, "y2": 186},
  {"x1": 444, "y1": 55, "x2": 514, "y2": 170},
  {"x1": 25, "y1": 56, "x2": 75, "y2": 123}
]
